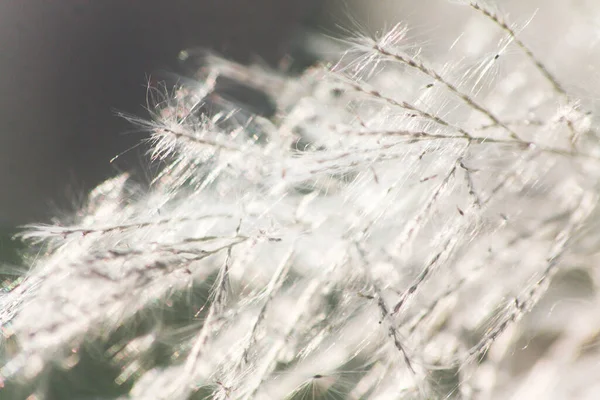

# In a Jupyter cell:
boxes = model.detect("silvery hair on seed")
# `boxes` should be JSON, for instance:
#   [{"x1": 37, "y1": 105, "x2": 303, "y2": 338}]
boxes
[{"x1": 3, "y1": 1, "x2": 600, "y2": 399}]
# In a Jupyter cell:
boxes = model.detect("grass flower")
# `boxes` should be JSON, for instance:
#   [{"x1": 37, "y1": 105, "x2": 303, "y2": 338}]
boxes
[{"x1": 3, "y1": 1, "x2": 600, "y2": 398}]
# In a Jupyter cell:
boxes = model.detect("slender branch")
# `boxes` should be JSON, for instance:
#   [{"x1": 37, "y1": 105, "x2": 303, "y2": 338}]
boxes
[{"x1": 371, "y1": 43, "x2": 521, "y2": 140}]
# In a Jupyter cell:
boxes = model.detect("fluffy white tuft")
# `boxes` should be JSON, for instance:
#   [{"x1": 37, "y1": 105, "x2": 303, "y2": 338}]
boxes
[{"x1": 3, "y1": 1, "x2": 600, "y2": 399}]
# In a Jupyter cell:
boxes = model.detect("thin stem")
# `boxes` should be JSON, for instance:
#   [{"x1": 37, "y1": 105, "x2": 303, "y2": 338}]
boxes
[
  {"x1": 372, "y1": 43, "x2": 522, "y2": 140},
  {"x1": 469, "y1": 2, "x2": 567, "y2": 98}
]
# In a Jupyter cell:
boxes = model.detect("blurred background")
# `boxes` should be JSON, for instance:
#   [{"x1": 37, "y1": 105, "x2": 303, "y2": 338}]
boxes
[
  {"x1": 0, "y1": 1, "x2": 325, "y2": 227},
  {"x1": 0, "y1": 0, "x2": 336, "y2": 262}
]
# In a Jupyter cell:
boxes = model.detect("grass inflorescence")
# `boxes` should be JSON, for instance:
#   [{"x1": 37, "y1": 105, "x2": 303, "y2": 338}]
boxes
[{"x1": 3, "y1": 1, "x2": 600, "y2": 399}]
